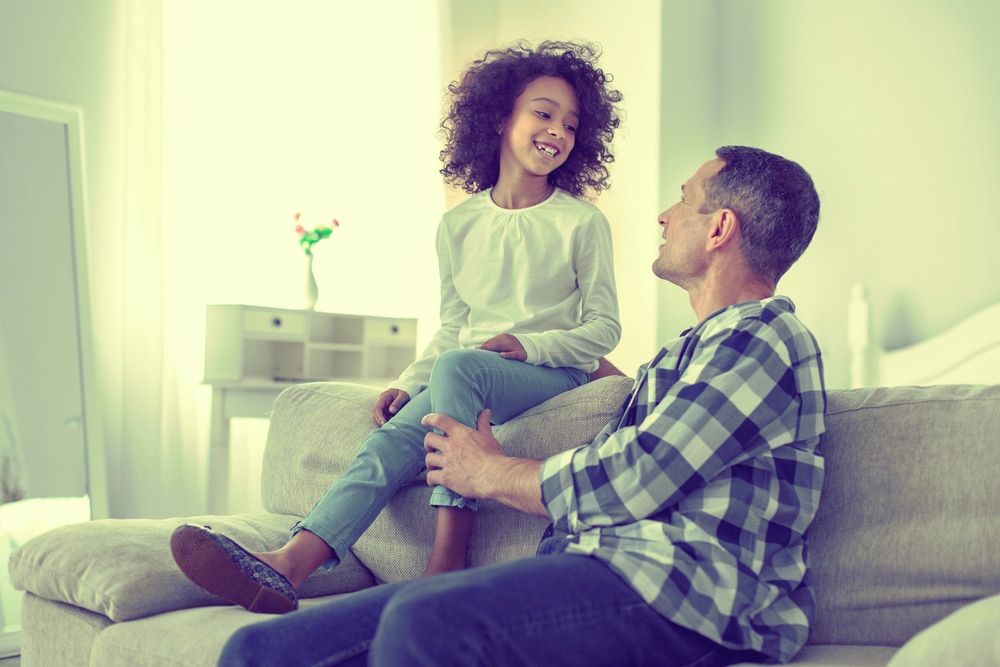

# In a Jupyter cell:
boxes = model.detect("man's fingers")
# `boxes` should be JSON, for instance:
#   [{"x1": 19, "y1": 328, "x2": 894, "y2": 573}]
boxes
[
  {"x1": 424, "y1": 449, "x2": 443, "y2": 470},
  {"x1": 422, "y1": 410, "x2": 491, "y2": 436},
  {"x1": 424, "y1": 430, "x2": 444, "y2": 453},
  {"x1": 422, "y1": 412, "x2": 452, "y2": 432}
]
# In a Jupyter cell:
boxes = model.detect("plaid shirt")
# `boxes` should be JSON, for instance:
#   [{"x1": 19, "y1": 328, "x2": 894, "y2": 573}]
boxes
[{"x1": 540, "y1": 297, "x2": 826, "y2": 663}]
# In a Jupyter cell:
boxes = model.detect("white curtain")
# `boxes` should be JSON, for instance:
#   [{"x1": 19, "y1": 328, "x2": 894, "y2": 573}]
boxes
[{"x1": 103, "y1": 1, "x2": 443, "y2": 518}]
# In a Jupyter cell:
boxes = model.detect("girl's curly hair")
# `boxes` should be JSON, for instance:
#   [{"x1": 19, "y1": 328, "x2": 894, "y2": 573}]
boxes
[{"x1": 439, "y1": 40, "x2": 624, "y2": 199}]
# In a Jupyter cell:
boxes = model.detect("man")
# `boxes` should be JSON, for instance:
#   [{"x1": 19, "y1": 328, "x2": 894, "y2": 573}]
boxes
[{"x1": 218, "y1": 146, "x2": 825, "y2": 667}]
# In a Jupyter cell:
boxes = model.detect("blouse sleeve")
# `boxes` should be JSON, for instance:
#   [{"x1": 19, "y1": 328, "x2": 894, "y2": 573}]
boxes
[{"x1": 516, "y1": 212, "x2": 621, "y2": 368}]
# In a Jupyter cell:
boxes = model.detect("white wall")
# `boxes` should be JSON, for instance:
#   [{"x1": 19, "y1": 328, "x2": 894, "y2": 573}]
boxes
[
  {"x1": 657, "y1": 0, "x2": 1000, "y2": 388},
  {"x1": 162, "y1": 1, "x2": 443, "y2": 330},
  {"x1": 453, "y1": 1, "x2": 1000, "y2": 390},
  {"x1": 161, "y1": 1, "x2": 446, "y2": 513},
  {"x1": 1, "y1": 0, "x2": 448, "y2": 517},
  {"x1": 446, "y1": 0, "x2": 663, "y2": 376},
  {"x1": 6, "y1": 0, "x2": 998, "y2": 517}
]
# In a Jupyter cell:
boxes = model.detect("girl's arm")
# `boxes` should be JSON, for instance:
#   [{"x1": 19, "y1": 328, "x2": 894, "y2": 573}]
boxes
[{"x1": 517, "y1": 213, "x2": 621, "y2": 368}]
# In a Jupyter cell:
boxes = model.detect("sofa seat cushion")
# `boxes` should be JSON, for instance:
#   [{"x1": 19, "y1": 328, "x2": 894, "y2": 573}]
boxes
[
  {"x1": 733, "y1": 644, "x2": 898, "y2": 666},
  {"x1": 885, "y1": 593, "x2": 1000, "y2": 667},
  {"x1": 23, "y1": 588, "x2": 352, "y2": 667},
  {"x1": 20, "y1": 592, "x2": 112, "y2": 667},
  {"x1": 9, "y1": 513, "x2": 375, "y2": 622}
]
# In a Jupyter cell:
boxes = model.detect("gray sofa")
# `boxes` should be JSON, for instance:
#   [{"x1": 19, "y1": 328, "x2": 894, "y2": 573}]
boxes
[{"x1": 10, "y1": 378, "x2": 1000, "y2": 666}]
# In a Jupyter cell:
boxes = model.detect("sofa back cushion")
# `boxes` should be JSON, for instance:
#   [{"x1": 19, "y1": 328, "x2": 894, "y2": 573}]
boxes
[
  {"x1": 808, "y1": 384, "x2": 1000, "y2": 646},
  {"x1": 261, "y1": 378, "x2": 635, "y2": 582},
  {"x1": 261, "y1": 381, "x2": 1000, "y2": 647}
]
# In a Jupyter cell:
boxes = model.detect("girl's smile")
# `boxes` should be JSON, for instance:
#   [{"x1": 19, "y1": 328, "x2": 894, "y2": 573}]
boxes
[{"x1": 535, "y1": 141, "x2": 559, "y2": 158}]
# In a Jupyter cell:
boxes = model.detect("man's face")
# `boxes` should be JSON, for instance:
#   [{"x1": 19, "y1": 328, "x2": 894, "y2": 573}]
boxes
[{"x1": 652, "y1": 158, "x2": 724, "y2": 285}]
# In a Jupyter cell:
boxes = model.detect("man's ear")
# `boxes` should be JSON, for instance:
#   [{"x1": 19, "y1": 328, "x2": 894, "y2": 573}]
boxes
[{"x1": 706, "y1": 208, "x2": 739, "y2": 251}]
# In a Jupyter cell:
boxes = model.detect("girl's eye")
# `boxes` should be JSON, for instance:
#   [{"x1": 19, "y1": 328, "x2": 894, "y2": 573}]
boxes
[
  {"x1": 564, "y1": 124, "x2": 577, "y2": 133},
  {"x1": 535, "y1": 110, "x2": 551, "y2": 119}
]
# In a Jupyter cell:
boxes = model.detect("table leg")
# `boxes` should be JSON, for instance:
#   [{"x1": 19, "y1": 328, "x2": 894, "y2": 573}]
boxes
[{"x1": 207, "y1": 389, "x2": 230, "y2": 514}]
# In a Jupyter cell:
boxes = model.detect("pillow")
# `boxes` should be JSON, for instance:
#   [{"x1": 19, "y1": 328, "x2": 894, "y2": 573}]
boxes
[
  {"x1": 885, "y1": 594, "x2": 1000, "y2": 666},
  {"x1": 8, "y1": 513, "x2": 375, "y2": 622}
]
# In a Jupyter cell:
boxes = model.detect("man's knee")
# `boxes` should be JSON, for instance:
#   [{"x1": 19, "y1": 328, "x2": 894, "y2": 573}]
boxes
[
  {"x1": 371, "y1": 583, "x2": 458, "y2": 664},
  {"x1": 218, "y1": 625, "x2": 262, "y2": 666}
]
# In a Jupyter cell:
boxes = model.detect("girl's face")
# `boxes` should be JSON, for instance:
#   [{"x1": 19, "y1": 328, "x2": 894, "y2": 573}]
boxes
[{"x1": 498, "y1": 76, "x2": 579, "y2": 181}]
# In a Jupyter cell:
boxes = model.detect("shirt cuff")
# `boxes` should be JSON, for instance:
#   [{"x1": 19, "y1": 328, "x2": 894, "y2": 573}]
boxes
[
  {"x1": 389, "y1": 379, "x2": 424, "y2": 398},
  {"x1": 515, "y1": 333, "x2": 539, "y2": 365},
  {"x1": 539, "y1": 448, "x2": 580, "y2": 533}
]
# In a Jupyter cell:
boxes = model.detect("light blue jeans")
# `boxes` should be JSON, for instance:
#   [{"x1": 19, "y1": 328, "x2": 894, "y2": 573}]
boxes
[
  {"x1": 217, "y1": 551, "x2": 763, "y2": 666},
  {"x1": 295, "y1": 348, "x2": 588, "y2": 569}
]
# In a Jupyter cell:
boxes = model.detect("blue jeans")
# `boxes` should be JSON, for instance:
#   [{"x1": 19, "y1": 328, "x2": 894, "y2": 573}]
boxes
[
  {"x1": 217, "y1": 552, "x2": 761, "y2": 666},
  {"x1": 296, "y1": 349, "x2": 588, "y2": 567}
]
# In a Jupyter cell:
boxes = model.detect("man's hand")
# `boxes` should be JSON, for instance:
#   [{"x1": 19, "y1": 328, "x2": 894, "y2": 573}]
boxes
[
  {"x1": 478, "y1": 333, "x2": 527, "y2": 361},
  {"x1": 373, "y1": 388, "x2": 410, "y2": 426},
  {"x1": 422, "y1": 409, "x2": 547, "y2": 517}
]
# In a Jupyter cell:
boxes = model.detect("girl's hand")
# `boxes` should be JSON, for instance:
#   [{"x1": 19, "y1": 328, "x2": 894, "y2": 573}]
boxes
[
  {"x1": 374, "y1": 388, "x2": 410, "y2": 426},
  {"x1": 478, "y1": 333, "x2": 527, "y2": 361}
]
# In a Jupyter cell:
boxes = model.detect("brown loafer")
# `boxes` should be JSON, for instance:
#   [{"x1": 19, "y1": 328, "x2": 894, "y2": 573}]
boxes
[{"x1": 170, "y1": 524, "x2": 297, "y2": 614}]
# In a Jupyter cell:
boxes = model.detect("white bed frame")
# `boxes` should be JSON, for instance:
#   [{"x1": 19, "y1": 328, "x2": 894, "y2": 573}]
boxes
[{"x1": 847, "y1": 283, "x2": 1000, "y2": 388}]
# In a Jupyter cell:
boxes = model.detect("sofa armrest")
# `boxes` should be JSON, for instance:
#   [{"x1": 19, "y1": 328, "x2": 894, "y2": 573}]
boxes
[{"x1": 8, "y1": 513, "x2": 375, "y2": 622}]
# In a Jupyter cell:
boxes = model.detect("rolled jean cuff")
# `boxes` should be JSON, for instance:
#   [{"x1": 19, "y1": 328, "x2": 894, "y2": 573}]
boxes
[{"x1": 429, "y1": 485, "x2": 478, "y2": 511}]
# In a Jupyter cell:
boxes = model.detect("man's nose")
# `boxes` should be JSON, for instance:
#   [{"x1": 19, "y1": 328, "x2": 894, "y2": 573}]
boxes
[{"x1": 658, "y1": 202, "x2": 681, "y2": 225}]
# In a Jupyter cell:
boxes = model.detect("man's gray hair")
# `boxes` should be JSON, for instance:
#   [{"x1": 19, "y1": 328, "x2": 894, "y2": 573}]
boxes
[{"x1": 702, "y1": 146, "x2": 820, "y2": 282}]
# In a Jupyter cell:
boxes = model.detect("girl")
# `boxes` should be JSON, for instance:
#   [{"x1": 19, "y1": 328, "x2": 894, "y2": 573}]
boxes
[{"x1": 172, "y1": 40, "x2": 624, "y2": 613}]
